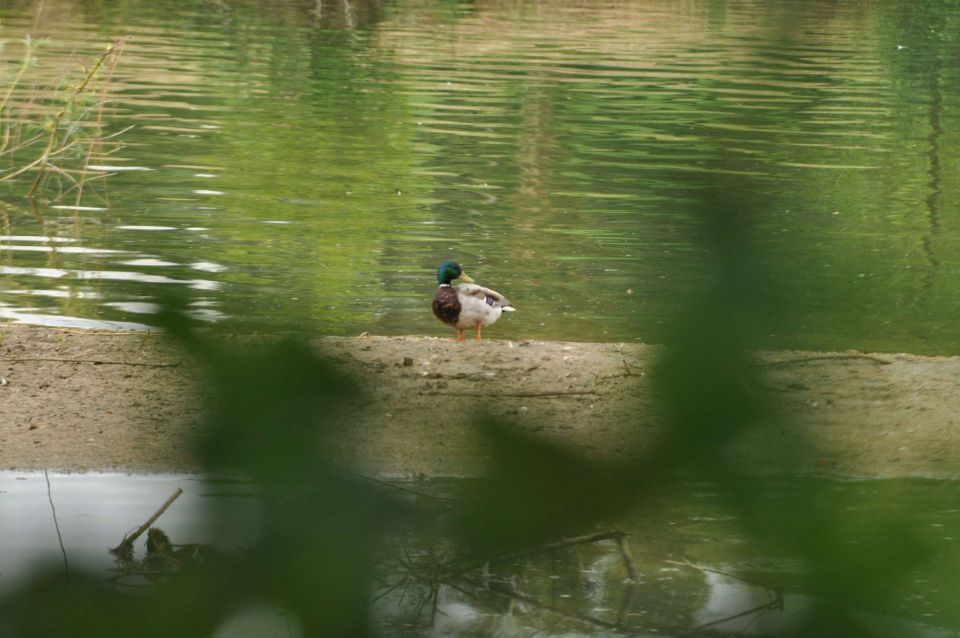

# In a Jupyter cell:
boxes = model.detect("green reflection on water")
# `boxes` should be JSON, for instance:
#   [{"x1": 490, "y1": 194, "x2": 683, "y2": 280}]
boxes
[
  {"x1": 374, "y1": 476, "x2": 960, "y2": 636},
  {"x1": 3, "y1": 473, "x2": 956, "y2": 636},
  {"x1": 0, "y1": 0, "x2": 959, "y2": 352}
]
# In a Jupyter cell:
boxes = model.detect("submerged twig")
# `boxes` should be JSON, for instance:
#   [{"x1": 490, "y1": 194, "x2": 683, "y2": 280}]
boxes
[
  {"x1": 383, "y1": 529, "x2": 638, "y2": 633},
  {"x1": 347, "y1": 471, "x2": 478, "y2": 504},
  {"x1": 110, "y1": 487, "x2": 183, "y2": 557},
  {"x1": 666, "y1": 558, "x2": 784, "y2": 631},
  {"x1": 455, "y1": 530, "x2": 630, "y2": 573},
  {"x1": 614, "y1": 533, "x2": 637, "y2": 583},
  {"x1": 666, "y1": 557, "x2": 782, "y2": 595},
  {"x1": 692, "y1": 598, "x2": 783, "y2": 631},
  {"x1": 447, "y1": 577, "x2": 620, "y2": 631},
  {"x1": 44, "y1": 469, "x2": 69, "y2": 575}
]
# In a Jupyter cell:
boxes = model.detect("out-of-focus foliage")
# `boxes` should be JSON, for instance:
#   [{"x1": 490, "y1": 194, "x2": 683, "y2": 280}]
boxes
[
  {"x1": 1, "y1": 1, "x2": 957, "y2": 636},
  {"x1": 0, "y1": 188, "x2": 940, "y2": 638}
]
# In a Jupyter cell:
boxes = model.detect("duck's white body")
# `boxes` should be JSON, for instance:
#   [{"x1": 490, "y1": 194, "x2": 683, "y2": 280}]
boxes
[{"x1": 444, "y1": 282, "x2": 515, "y2": 328}]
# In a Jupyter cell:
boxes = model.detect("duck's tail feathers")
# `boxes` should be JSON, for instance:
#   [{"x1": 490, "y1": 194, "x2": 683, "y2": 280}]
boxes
[{"x1": 501, "y1": 305, "x2": 515, "y2": 312}]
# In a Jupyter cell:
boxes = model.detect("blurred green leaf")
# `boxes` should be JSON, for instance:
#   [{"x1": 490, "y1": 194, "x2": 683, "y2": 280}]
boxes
[{"x1": 452, "y1": 417, "x2": 627, "y2": 557}]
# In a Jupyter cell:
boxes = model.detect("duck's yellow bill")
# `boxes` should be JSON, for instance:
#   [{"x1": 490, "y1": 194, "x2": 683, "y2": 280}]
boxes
[{"x1": 454, "y1": 272, "x2": 475, "y2": 284}]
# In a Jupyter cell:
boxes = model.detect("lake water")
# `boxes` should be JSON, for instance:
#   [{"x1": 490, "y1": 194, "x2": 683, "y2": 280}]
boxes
[
  {"x1": 1, "y1": 0, "x2": 959, "y2": 353},
  {"x1": 1, "y1": 473, "x2": 958, "y2": 636},
  {"x1": 0, "y1": 472, "x2": 260, "y2": 593}
]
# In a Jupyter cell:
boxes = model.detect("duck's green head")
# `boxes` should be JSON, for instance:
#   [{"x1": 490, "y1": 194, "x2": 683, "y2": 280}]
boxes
[{"x1": 437, "y1": 260, "x2": 474, "y2": 285}]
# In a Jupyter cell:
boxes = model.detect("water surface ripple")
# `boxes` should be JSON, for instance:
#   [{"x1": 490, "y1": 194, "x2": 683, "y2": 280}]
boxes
[{"x1": 0, "y1": 1, "x2": 957, "y2": 352}]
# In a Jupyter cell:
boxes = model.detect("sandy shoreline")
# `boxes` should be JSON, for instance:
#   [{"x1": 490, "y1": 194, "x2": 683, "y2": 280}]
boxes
[{"x1": 2, "y1": 323, "x2": 959, "y2": 479}]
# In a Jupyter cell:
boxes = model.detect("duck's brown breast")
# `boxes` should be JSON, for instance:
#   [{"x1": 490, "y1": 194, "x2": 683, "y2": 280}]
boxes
[{"x1": 432, "y1": 286, "x2": 461, "y2": 326}]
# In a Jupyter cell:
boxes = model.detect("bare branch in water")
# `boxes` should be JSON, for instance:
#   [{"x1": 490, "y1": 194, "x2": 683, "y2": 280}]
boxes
[
  {"x1": 110, "y1": 488, "x2": 184, "y2": 557},
  {"x1": 44, "y1": 470, "x2": 69, "y2": 576}
]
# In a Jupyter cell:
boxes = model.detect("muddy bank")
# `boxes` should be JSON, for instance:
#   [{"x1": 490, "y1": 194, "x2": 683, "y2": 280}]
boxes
[
  {"x1": 1, "y1": 324, "x2": 959, "y2": 478},
  {"x1": 0, "y1": 325, "x2": 201, "y2": 472}
]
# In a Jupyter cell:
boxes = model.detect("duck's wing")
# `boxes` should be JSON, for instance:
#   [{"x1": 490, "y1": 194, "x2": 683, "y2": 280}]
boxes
[{"x1": 456, "y1": 282, "x2": 515, "y2": 310}]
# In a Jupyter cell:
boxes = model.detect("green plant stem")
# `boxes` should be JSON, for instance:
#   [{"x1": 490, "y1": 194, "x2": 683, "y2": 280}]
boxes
[
  {"x1": 0, "y1": 38, "x2": 35, "y2": 117},
  {"x1": 24, "y1": 37, "x2": 129, "y2": 198},
  {"x1": 0, "y1": 37, "x2": 37, "y2": 155}
]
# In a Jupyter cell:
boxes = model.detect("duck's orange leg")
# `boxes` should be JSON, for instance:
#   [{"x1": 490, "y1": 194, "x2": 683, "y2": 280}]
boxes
[
  {"x1": 457, "y1": 327, "x2": 465, "y2": 342},
  {"x1": 475, "y1": 324, "x2": 482, "y2": 341}
]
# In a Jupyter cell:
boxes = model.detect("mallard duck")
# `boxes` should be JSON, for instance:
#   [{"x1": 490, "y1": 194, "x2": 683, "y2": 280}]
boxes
[{"x1": 432, "y1": 260, "x2": 514, "y2": 341}]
